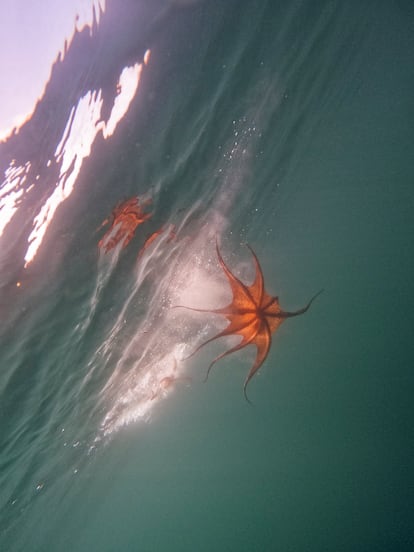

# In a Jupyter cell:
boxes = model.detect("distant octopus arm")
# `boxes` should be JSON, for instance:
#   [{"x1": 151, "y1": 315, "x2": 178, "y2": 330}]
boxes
[{"x1": 137, "y1": 224, "x2": 177, "y2": 259}]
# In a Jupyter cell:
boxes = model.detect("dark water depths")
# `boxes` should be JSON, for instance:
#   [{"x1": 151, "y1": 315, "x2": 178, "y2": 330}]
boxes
[{"x1": 1, "y1": 1, "x2": 413, "y2": 550}]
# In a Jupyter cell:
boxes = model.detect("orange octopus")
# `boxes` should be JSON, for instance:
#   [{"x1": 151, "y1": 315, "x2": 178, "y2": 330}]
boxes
[
  {"x1": 98, "y1": 196, "x2": 152, "y2": 253},
  {"x1": 176, "y1": 241, "x2": 322, "y2": 403}
]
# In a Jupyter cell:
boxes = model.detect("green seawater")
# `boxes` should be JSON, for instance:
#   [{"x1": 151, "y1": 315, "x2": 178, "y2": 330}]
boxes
[{"x1": 1, "y1": 1, "x2": 413, "y2": 551}]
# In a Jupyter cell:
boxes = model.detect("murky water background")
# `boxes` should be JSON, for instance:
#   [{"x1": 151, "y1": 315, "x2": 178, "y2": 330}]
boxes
[{"x1": 1, "y1": 1, "x2": 413, "y2": 550}]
